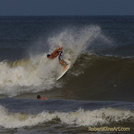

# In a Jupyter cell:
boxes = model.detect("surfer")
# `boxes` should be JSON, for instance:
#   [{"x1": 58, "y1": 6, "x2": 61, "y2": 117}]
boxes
[
  {"x1": 37, "y1": 95, "x2": 48, "y2": 100},
  {"x1": 47, "y1": 47, "x2": 67, "y2": 71}
]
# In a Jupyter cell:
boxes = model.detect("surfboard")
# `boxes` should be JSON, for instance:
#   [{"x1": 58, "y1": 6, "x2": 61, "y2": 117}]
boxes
[{"x1": 56, "y1": 64, "x2": 71, "y2": 80}]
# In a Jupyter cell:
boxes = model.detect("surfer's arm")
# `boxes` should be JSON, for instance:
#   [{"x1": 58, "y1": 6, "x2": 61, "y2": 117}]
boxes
[
  {"x1": 50, "y1": 47, "x2": 63, "y2": 58},
  {"x1": 40, "y1": 97, "x2": 48, "y2": 100},
  {"x1": 59, "y1": 47, "x2": 63, "y2": 50},
  {"x1": 53, "y1": 47, "x2": 63, "y2": 53}
]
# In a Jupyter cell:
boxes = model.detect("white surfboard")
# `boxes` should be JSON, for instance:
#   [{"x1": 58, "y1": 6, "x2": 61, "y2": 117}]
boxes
[{"x1": 56, "y1": 64, "x2": 71, "y2": 80}]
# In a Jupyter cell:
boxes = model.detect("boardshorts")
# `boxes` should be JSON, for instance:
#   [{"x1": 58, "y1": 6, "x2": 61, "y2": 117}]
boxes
[{"x1": 58, "y1": 50, "x2": 63, "y2": 61}]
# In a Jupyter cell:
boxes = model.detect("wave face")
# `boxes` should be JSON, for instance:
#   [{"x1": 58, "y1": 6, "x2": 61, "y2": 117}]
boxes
[{"x1": 64, "y1": 54, "x2": 134, "y2": 102}]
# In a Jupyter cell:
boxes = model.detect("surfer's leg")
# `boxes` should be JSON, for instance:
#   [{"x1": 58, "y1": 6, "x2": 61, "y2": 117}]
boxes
[
  {"x1": 58, "y1": 50, "x2": 67, "y2": 70},
  {"x1": 60, "y1": 60, "x2": 67, "y2": 71}
]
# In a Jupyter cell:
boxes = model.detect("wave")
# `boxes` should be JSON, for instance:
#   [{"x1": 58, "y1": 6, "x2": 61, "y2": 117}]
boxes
[
  {"x1": 0, "y1": 105, "x2": 133, "y2": 128},
  {"x1": 0, "y1": 53, "x2": 134, "y2": 100},
  {"x1": 0, "y1": 25, "x2": 110, "y2": 96},
  {"x1": 0, "y1": 24, "x2": 133, "y2": 98}
]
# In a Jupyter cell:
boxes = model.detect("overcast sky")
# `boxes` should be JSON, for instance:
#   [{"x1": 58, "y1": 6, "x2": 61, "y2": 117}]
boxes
[{"x1": 0, "y1": 0, "x2": 134, "y2": 16}]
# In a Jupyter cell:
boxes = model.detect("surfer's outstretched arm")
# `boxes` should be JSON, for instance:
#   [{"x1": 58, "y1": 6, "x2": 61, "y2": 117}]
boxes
[
  {"x1": 47, "y1": 47, "x2": 63, "y2": 59},
  {"x1": 52, "y1": 47, "x2": 63, "y2": 57}
]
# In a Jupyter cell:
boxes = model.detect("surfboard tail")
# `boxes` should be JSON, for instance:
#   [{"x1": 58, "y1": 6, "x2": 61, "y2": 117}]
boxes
[{"x1": 56, "y1": 64, "x2": 71, "y2": 80}]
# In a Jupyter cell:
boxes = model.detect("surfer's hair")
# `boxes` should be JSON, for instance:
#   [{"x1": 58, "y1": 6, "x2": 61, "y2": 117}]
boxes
[
  {"x1": 47, "y1": 54, "x2": 50, "y2": 58},
  {"x1": 37, "y1": 95, "x2": 41, "y2": 99}
]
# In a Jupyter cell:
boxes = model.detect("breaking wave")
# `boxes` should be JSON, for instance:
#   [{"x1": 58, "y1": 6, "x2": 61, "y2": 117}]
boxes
[
  {"x1": 0, "y1": 25, "x2": 113, "y2": 97},
  {"x1": 0, "y1": 105, "x2": 133, "y2": 128}
]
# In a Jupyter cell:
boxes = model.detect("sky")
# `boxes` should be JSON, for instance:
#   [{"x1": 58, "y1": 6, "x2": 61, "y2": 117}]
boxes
[{"x1": 0, "y1": 0, "x2": 134, "y2": 16}]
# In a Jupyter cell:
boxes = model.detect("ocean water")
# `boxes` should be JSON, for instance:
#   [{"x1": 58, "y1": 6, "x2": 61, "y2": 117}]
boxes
[{"x1": 0, "y1": 16, "x2": 134, "y2": 134}]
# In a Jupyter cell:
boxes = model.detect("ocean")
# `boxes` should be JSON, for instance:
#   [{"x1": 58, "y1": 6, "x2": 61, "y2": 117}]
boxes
[{"x1": 0, "y1": 16, "x2": 134, "y2": 134}]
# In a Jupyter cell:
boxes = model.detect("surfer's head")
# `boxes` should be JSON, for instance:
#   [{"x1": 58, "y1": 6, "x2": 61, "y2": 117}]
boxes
[
  {"x1": 47, "y1": 54, "x2": 50, "y2": 58},
  {"x1": 37, "y1": 95, "x2": 41, "y2": 99}
]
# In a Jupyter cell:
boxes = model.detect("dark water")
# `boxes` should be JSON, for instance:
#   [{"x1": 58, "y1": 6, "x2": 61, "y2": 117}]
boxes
[{"x1": 0, "y1": 16, "x2": 134, "y2": 133}]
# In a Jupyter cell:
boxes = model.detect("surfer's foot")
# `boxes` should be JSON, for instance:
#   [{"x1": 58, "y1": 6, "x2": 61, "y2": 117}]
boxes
[{"x1": 63, "y1": 66, "x2": 67, "y2": 72}]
